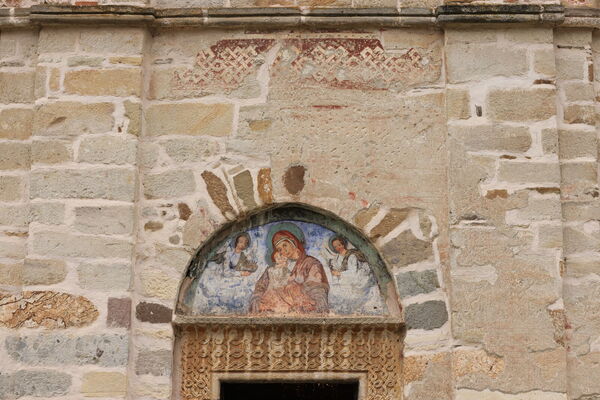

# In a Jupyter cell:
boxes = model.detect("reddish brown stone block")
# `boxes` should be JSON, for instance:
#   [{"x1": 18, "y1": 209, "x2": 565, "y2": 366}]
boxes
[
  {"x1": 283, "y1": 165, "x2": 306, "y2": 195},
  {"x1": 201, "y1": 171, "x2": 235, "y2": 218},
  {"x1": 135, "y1": 301, "x2": 172, "y2": 324},
  {"x1": 107, "y1": 297, "x2": 131, "y2": 329}
]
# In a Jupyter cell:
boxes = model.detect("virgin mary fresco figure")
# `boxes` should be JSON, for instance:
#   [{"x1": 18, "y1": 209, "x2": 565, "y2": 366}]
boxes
[{"x1": 250, "y1": 223, "x2": 330, "y2": 314}]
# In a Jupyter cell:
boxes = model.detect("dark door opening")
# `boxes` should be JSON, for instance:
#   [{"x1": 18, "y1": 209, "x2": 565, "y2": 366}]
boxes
[{"x1": 220, "y1": 381, "x2": 359, "y2": 400}]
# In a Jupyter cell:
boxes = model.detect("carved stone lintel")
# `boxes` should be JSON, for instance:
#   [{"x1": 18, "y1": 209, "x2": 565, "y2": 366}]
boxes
[{"x1": 177, "y1": 323, "x2": 404, "y2": 400}]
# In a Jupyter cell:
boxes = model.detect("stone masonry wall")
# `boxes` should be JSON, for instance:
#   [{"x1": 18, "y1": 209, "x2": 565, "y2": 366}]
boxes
[{"x1": 0, "y1": 18, "x2": 598, "y2": 400}]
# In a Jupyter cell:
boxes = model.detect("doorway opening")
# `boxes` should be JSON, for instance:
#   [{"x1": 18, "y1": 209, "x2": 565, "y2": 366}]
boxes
[{"x1": 220, "y1": 381, "x2": 359, "y2": 400}]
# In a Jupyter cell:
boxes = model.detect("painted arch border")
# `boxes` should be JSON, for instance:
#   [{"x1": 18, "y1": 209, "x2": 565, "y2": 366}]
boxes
[{"x1": 175, "y1": 202, "x2": 402, "y2": 319}]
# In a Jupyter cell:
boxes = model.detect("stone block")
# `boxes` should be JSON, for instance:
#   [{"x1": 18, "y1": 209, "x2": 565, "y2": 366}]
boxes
[
  {"x1": 0, "y1": 239, "x2": 25, "y2": 259},
  {"x1": 141, "y1": 269, "x2": 179, "y2": 300},
  {"x1": 446, "y1": 45, "x2": 527, "y2": 83},
  {"x1": 0, "y1": 262, "x2": 21, "y2": 285},
  {"x1": 78, "y1": 263, "x2": 131, "y2": 291},
  {"x1": 533, "y1": 48, "x2": 556, "y2": 76},
  {"x1": 555, "y1": 28, "x2": 592, "y2": 47},
  {"x1": 74, "y1": 205, "x2": 134, "y2": 235},
  {"x1": 538, "y1": 225, "x2": 563, "y2": 248},
  {"x1": 79, "y1": 27, "x2": 145, "y2": 54},
  {"x1": 504, "y1": 28, "x2": 553, "y2": 44},
  {"x1": 542, "y1": 128, "x2": 558, "y2": 155},
  {"x1": 564, "y1": 104, "x2": 595, "y2": 125},
  {"x1": 382, "y1": 29, "x2": 441, "y2": 50},
  {"x1": 497, "y1": 161, "x2": 560, "y2": 184},
  {"x1": 405, "y1": 300, "x2": 448, "y2": 330},
  {"x1": 107, "y1": 297, "x2": 131, "y2": 328},
  {"x1": 161, "y1": 137, "x2": 221, "y2": 163},
  {"x1": 559, "y1": 129, "x2": 597, "y2": 159},
  {"x1": 109, "y1": 56, "x2": 143, "y2": 66},
  {"x1": 32, "y1": 231, "x2": 133, "y2": 259},
  {"x1": 30, "y1": 202, "x2": 65, "y2": 225},
  {"x1": 455, "y1": 389, "x2": 566, "y2": 400},
  {"x1": 506, "y1": 196, "x2": 562, "y2": 223},
  {"x1": 135, "y1": 301, "x2": 172, "y2": 323},
  {"x1": 562, "y1": 162, "x2": 597, "y2": 183},
  {"x1": 0, "y1": 71, "x2": 35, "y2": 103},
  {"x1": 64, "y1": 69, "x2": 142, "y2": 97},
  {"x1": 124, "y1": 100, "x2": 141, "y2": 136},
  {"x1": 381, "y1": 230, "x2": 433, "y2": 268},
  {"x1": 145, "y1": 103, "x2": 234, "y2": 136},
  {"x1": 12, "y1": 370, "x2": 71, "y2": 397},
  {"x1": 78, "y1": 135, "x2": 137, "y2": 165},
  {"x1": 202, "y1": 170, "x2": 236, "y2": 218},
  {"x1": 446, "y1": 88, "x2": 470, "y2": 120},
  {"x1": 0, "y1": 108, "x2": 33, "y2": 139},
  {"x1": 22, "y1": 258, "x2": 67, "y2": 285},
  {"x1": 488, "y1": 88, "x2": 555, "y2": 122},
  {"x1": 5, "y1": 334, "x2": 128, "y2": 366},
  {"x1": 143, "y1": 169, "x2": 196, "y2": 199},
  {"x1": 81, "y1": 372, "x2": 127, "y2": 397},
  {"x1": 0, "y1": 205, "x2": 28, "y2": 227},
  {"x1": 396, "y1": 269, "x2": 439, "y2": 298},
  {"x1": 33, "y1": 102, "x2": 114, "y2": 136},
  {"x1": 67, "y1": 56, "x2": 103, "y2": 67},
  {"x1": 563, "y1": 81, "x2": 594, "y2": 102},
  {"x1": 556, "y1": 50, "x2": 587, "y2": 80},
  {"x1": 563, "y1": 201, "x2": 600, "y2": 220},
  {"x1": 32, "y1": 139, "x2": 72, "y2": 164},
  {"x1": 136, "y1": 349, "x2": 172, "y2": 376},
  {"x1": 0, "y1": 142, "x2": 30, "y2": 170},
  {"x1": 38, "y1": 28, "x2": 78, "y2": 53},
  {"x1": 448, "y1": 124, "x2": 531, "y2": 153},
  {"x1": 30, "y1": 168, "x2": 135, "y2": 201},
  {"x1": 0, "y1": 175, "x2": 22, "y2": 201},
  {"x1": 0, "y1": 291, "x2": 98, "y2": 329}
]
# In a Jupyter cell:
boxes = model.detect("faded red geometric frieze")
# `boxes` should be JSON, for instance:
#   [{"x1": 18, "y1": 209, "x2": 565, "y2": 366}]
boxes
[
  {"x1": 273, "y1": 38, "x2": 438, "y2": 90},
  {"x1": 172, "y1": 39, "x2": 276, "y2": 93}
]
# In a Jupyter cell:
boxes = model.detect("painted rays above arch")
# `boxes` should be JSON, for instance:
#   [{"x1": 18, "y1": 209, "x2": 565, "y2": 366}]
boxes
[{"x1": 177, "y1": 204, "x2": 400, "y2": 317}]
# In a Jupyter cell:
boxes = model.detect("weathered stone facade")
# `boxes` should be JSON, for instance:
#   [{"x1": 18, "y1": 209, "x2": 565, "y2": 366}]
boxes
[{"x1": 0, "y1": 1, "x2": 599, "y2": 399}]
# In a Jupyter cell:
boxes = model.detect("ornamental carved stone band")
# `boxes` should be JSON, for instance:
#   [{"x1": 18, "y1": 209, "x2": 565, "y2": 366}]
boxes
[{"x1": 177, "y1": 324, "x2": 404, "y2": 400}]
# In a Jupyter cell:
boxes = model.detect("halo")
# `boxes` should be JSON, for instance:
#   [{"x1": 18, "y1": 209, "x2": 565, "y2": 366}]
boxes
[
  {"x1": 265, "y1": 221, "x2": 306, "y2": 264},
  {"x1": 230, "y1": 232, "x2": 251, "y2": 248},
  {"x1": 328, "y1": 235, "x2": 347, "y2": 253}
]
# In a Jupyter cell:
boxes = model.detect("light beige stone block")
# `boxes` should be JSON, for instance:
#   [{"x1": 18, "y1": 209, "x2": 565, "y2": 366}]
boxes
[
  {"x1": 31, "y1": 230, "x2": 133, "y2": 259},
  {"x1": 145, "y1": 103, "x2": 234, "y2": 136},
  {"x1": 498, "y1": 160, "x2": 560, "y2": 184},
  {"x1": 533, "y1": 49, "x2": 556, "y2": 76},
  {"x1": 558, "y1": 129, "x2": 597, "y2": 159},
  {"x1": 74, "y1": 205, "x2": 134, "y2": 235},
  {"x1": 0, "y1": 262, "x2": 22, "y2": 286},
  {"x1": 0, "y1": 142, "x2": 30, "y2": 170},
  {"x1": 124, "y1": 100, "x2": 141, "y2": 136},
  {"x1": 38, "y1": 28, "x2": 78, "y2": 53},
  {"x1": 77, "y1": 135, "x2": 137, "y2": 165},
  {"x1": 555, "y1": 29, "x2": 592, "y2": 48},
  {"x1": 0, "y1": 205, "x2": 28, "y2": 227},
  {"x1": 563, "y1": 81, "x2": 594, "y2": 102},
  {"x1": 561, "y1": 162, "x2": 597, "y2": 183},
  {"x1": 32, "y1": 139, "x2": 72, "y2": 164},
  {"x1": 487, "y1": 88, "x2": 555, "y2": 122},
  {"x1": 30, "y1": 202, "x2": 65, "y2": 225},
  {"x1": 556, "y1": 50, "x2": 588, "y2": 80},
  {"x1": 141, "y1": 269, "x2": 179, "y2": 300},
  {"x1": 0, "y1": 175, "x2": 23, "y2": 201},
  {"x1": 30, "y1": 168, "x2": 135, "y2": 201},
  {"x1": 33, "y1": 102, "x2": 114, "y2": 136},
  {"x1": 446, "y1": 88, "x2": 470, "y2": 120},
  {"x1": 448, "y1": 124, "x2": 531, "y2": 153},
  {"x1": 79, "y1": 27, "x2": 144, "y2": 54},
  {"x1": 0, "y1": 109, "x2": 33, "y2": 140},
  {"x1": 81, "y1": 372, "x2": 126, "y2": 398},
  {"x1": 563, "y1": 104, "x2": 595, "y2": 125},
  {"x1": 446, "y1": 45, "x2": 527, "y2": 83},
  {"x1": 161, "y1": 137, "x2": 221, "y2": 163},
  {"x1": 78, "y1": 263, "x2": 131, "y2": 291},
  {"x1": 23, "y1": 258, "x2": 67, "y2": 286},
  {"x1": 64, "y1": 69, "x2": 142, "y2": 97},
  {"x1": 143, "y1": 169, "x2": 196, "y2": 199},
  {"x1": 0, "y1": 71, "x2": 35, "y2": 103}
]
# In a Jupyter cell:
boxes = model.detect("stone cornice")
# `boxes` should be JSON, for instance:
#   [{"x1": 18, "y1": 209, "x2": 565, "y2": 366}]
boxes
[{"x1": 0, "y1": 4, "x2": 598, "y2": 28}]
